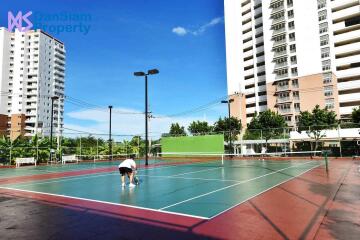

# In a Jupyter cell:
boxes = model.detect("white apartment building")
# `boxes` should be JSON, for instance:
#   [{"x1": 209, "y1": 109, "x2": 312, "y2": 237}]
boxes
[
  {"x1": 0, "y1": 27, "x2": 65, "y2": 139},
  {"x1": 224, "y1": 0, "x2": 360, "y2": 126}
]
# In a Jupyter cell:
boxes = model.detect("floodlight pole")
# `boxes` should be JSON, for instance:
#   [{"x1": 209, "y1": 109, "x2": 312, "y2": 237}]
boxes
[
  {"x1": 109, "y1": 105, "x2": 113, "y2": 161},
  {"x1": 145, "y1": 74, "x2": 149, "y2": 165},
  {"x1": 134, "y1": 69, "x2": 159, "y2": 166}
]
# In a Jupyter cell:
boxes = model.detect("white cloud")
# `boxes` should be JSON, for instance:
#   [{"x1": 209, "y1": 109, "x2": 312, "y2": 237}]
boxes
[
  {"x1": 64, "y1": 107, "x2": 225, "y2": 140},
  {"x1": 172, "y1": 17, "x2": 223, "y2": 37},
  {"x1": 172, "y1": 26, "x2": 188, "y2": 36}
]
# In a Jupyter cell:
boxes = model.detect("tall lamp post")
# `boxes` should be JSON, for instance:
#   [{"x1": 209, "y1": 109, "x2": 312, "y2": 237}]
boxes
[
  {"x1": 108, "y1": 105, "x2": 113, "y2": 161},
  {"x1": 50, "y1": 96, "x2": 59, "y2": 164},
  {"x1": 221, "y1": 99, "x2": 234, "y2": 154},
  {"x1": 134, "y1": 69, "x2": 159, "y2": 166}
]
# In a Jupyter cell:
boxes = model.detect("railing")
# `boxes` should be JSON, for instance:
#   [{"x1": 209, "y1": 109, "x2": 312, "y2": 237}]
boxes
[
  {"x1": 271, "y1": 5, "x2": 284, "y2": 14},
  {"x1": 272, "y1": 27, "x2": 286, "y2": 36},
  {"x1": 274, "y1": 51, "x2": 287, "y2": 57},
  {"x1": 277, "y1": 97, "x2": 291, "y2": 103},
  {"x1": 272, "y1": 16, "x2": 285, "y2": 24},
  {"x1": 278, "y1": 108, "x2": 292, "y2": 113},
  {"x1": 276, "y1": 84, "x2": 289, "y2": 91},
  {"x1": 274, "y1": 61, "x2": 288, "y2": 69},
  {"x1": 273, "y1": 38, "x2": 287, "y2": 47},
  {"x1": 275, "y1": 73, "x2": 289, "y2": 80}
]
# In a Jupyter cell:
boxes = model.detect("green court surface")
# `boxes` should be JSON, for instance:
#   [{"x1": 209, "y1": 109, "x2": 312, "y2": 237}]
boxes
[{"x1": 0, "y1": 159, "x2": 324, "y2": 218}]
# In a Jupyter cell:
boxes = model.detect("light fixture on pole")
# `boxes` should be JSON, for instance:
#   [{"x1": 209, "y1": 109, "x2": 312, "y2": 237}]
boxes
[{"x1": 134, "y1": 69, "x2": 159, "y2": 166}]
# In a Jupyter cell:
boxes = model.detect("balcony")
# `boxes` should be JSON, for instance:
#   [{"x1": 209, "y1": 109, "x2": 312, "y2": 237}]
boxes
[
  {"x1": 273, "y1": 50, "x2": 287, "y2": 58},
  {"x1": 276, "y1": 84, "x2": 290, "y2": 91},
  {"x1": 276, "y1": 96, "x2": 291, "y2": 104},
  {"x1": 278, "y1": 107, "x2": 292, "y2": 114},
  {"x1": 274, "y1": 61, "x2": 288, "y2": 69},
  {"x1": 275, "y1": 73, "x2": 289, "y2": 80},
  {"x1": 271, "y1": 5, "x2": 284, "y2": 14},
  {"x1": 273, "y1": 38, "x2": 287, "y2": 47},
  {"x1": 272, "y1": 27, "x2": 286, "y2": 37},
  {"x1": 272, "y1": 16, "x2": 286, "y2": 25}
]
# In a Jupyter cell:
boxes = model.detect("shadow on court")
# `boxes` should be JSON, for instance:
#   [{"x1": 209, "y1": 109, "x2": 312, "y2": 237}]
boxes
[{"x1": 0, "y1": 193, "x2": 216, "y2": 240}]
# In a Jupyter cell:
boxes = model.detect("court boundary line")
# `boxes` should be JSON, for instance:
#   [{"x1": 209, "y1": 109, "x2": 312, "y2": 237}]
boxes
[
  {"x1": 137, "y1": 174, "x2": 241, "y2": 183},
  {"x1": 0, "y1": 186, "x2": 210, "y2": 220},
  {"x1": 209, "y1": 162, "x2": 324, "y2": 219},
  {"x1": 160, "y1": 161, "x2": 317, "y2": 211},
  {"x1": 2, "y1": 159, "x2": 227, "y2": 187}
]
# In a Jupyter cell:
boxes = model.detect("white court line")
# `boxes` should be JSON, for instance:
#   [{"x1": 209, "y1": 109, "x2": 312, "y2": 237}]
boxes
[
  {"x1": 0, "y1": 186, "x2": 209, "y2": 220},
  {"x1": 210, "y1": 163, "x2": 323, "y2": 219},
  {"x1": 160, "y1": 161, "x2": 317, "y2": 210},
  {"x1": 5, "y1": 161, "x2": 219, "y2": 187},
  {"x1": 158, "y1": 167, "x2": 223, "y2": 177},
  {"x1": 137, "y1": 174, "x2": 241, "y2": 183}
]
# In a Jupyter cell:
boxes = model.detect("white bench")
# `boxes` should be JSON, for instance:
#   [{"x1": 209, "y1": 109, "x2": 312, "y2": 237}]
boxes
[
  {"x1": 62, "y1": 155, "x2": 78, "y2": 164},
  {"x1": 15, "y1": 157, "x2": 36, "y2": 168}
]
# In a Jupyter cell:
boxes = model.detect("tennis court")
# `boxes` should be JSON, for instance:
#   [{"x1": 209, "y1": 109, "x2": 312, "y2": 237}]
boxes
[{"x1": 0, "y1": 154, "x2": 358, "y2": 239}]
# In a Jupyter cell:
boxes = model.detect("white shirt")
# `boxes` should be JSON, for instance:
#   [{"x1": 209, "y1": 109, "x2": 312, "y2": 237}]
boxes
[{"x1": 118, "y1": 159, "x2": 136, "y2": 169}]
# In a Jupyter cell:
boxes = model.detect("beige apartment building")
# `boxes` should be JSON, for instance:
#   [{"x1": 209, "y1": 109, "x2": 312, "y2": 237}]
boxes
[{"x1": 224, "y1": 0, "x2": 360, "y2": 127}]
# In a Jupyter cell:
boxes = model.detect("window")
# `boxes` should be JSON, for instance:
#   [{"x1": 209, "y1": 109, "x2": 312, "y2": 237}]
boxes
[
  {"x1": 319, "y1": 22, "x2": 328, "y2": 34},
  {"x1": 292, "y1": 79, "x2": 299, "y2": 87},
  {"x1": 323, "y1": 73, "x2": 332, "y2": 84},
  {"x1": 288, "y1": 10, "x2": 294, "y2": 19},
  {"x1": 287, "y1": 0, "x2": 293, "y2": 7},
  {"x1": 294, "y1": 103, "x2": 300, "y2": 112},
  {"x1": 291, "y1": 67, "x2": 298, "y2": 76},
  {"x1": 317, "y1": 0, "x2": 326, "y2": 9},
  {"x1": 293, "y1": 91, "x2": 299, "y2": 99},
  {"x1": 320, "y1": 35, "x2": 329, "y2": 46},
  {"x1": 324, "y1": 86, "x2": 333, "y2": 96},
  {"x1": 325, "y1": 98, "x2": 334, "y2": 109},
  {"x1": 290, "y1": 44, "x2": 296, "y2": 53},
  {"x1": 318, "y1": 10, "x2": 327, "y2": 21},
  {"x1": 288, "y1": 21, "x2": 295, "y2": 30},
  {"x1": 290, "y1": 56, "x2": 297, "y2": 64},
  {"x1": 284, "y1": 115, "x2": 292, "y2": 121},
  {"x1": 289, "y1": 33, "x2": 295, "y2": 41},
  {"x1": 322, "y1": 60, "x2": 331, "y2": 71},
  {"x1": 321, "y1": 47, "x2": 330, "y2": 58},
  {"x1": 278, "y1": 104, "x2": 291, "y2": 113}
]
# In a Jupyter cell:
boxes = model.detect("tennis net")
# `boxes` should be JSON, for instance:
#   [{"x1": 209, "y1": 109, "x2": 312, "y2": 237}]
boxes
[
  {"x1": 155, "y1": 151, "x2": 325, "y2": 167},
  {"x1": 73, "y1": 154, "x2": 129, "y2": 163}
]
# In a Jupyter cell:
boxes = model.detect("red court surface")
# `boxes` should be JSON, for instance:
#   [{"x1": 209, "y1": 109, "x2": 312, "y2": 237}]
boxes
[{"x1": 0, "y1": 159, "x2": 359, "y2": 240}]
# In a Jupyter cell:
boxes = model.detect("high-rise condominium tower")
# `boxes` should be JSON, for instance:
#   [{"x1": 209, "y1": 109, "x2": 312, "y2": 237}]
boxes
[
  {"x1": 0, "y1": 28, "x2": 65, "y2": 139},
  {"x1": 224, "y1": 0, "x2": 360, "y2": 126}
]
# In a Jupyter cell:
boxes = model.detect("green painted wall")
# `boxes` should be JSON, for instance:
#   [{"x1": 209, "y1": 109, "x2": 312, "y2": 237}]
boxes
[{"x1": 161, "y1": 134, "x2": 224, "y2": 155}]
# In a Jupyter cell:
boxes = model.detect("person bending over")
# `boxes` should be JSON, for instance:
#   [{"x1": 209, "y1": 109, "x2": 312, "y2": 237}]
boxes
[{"x1": 118, "y1": 155, "x2": 137, "y2": 188}]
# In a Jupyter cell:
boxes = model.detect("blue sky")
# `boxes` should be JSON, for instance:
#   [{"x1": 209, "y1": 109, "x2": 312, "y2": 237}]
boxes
[{"x1": 2, "y1": 0, "x2": 228, "y2": 137}]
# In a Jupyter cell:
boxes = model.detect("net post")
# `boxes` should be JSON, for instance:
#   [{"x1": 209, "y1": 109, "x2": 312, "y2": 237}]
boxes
[
  {"x1": 324, "y1": 151, "x2": 329, "y2": 173},
  {"x1": 221, "y1": 154, "x2": 224, "y2": 165}
]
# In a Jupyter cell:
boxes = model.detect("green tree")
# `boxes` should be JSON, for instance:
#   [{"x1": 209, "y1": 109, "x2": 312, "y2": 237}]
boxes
[
  {"x1": 351, "y1": 106, "x2": 360, "y2": 124},
  {"x1": 168, "y1": 123, "x2": 187, "y2": 136},
  {"x1": 187, "y1": 121, "x2": 213, "y2": 135},
  {"x1": 213, "y1": 117, "x2": 242, "y2": 142},
  {"x1": 297, "y1": 105, "x2": 337, "y2": 152},
  {"x1": 243, "y1": 110, "x2": 287, "y2": 146}
]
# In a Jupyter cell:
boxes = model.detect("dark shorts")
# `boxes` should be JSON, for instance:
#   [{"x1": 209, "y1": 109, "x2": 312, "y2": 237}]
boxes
[{"x1": 119, "y1": 167, "x2": 132, "y2": 176}]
